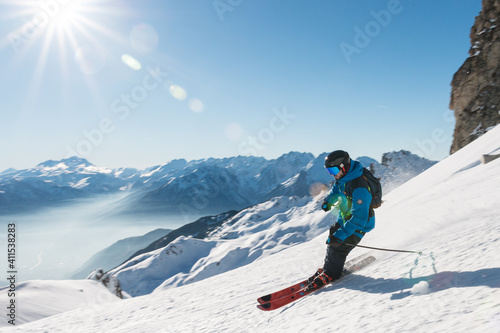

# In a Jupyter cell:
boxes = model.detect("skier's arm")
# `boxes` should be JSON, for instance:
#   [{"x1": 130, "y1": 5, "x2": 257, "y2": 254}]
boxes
[
  {"x1": 323, "y1": 183, "x2": 342, "y2": 210},
  {"x1": 340, "y1": 187, "x2": 372, "y2": 235}
]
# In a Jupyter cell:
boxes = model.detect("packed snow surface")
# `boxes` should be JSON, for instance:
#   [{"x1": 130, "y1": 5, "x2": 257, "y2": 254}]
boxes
[
  {"x1": 3, "y1": 125, "x2": 500, "y2": 332},
  {"x1": 0, "y1": 280, "x2": 121, "y2": 327}
]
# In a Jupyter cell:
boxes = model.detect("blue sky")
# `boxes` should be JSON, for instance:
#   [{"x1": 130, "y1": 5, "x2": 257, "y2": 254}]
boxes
[{"x1": 0, "y1": 0, "x2": 482, "y2": 171}]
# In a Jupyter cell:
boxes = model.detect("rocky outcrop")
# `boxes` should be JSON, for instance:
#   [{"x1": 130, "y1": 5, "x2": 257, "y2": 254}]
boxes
[
  {"x1": 450, "y1": 0, "x2": 500, "y2": 154},
  {"x1": 370, "y1": 150, "x2": 437, "y2": 193},
  {"x1": 87, "y1": 269, "x2": 124, "y2": 299}
]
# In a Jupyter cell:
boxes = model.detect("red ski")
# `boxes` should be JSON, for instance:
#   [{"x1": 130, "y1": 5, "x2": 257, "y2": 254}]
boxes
[
  {"x1": 257, "y1": 255, "x2": 376, "y2": 311},
  {"x1": 257, "y1": 285, "x2": 316, "y2": 311},
  {"x1": 257, "y1": 279, "x2": 309, "y2": 304}
]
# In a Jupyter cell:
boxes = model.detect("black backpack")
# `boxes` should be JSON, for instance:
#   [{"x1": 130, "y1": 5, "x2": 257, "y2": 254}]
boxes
[{"x1": 361, "y1": 167, "x2": 383, "y2": 209}]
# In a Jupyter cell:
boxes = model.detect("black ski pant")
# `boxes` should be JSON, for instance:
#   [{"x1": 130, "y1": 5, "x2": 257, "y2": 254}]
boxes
[{"x1": 323, "y1": 234, "x2": 362, "y2": 280}]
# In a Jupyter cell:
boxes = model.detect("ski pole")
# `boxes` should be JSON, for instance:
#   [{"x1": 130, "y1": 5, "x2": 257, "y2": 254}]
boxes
[{"x1": 344, "y1": 243, "x2": 422, "y2": 254}]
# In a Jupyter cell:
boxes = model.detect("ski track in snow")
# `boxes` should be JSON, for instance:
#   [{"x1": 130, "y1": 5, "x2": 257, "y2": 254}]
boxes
[{"x1": 2, "y1": 126, "x2": 500, "y2": 332}]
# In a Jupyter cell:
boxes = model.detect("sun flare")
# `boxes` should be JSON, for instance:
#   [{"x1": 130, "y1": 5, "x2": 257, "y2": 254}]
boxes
[
  {"x1": 5, "y1": 1, "x2": 125, "y2": 72},
  {"x1": 2, "y1": 0, "x2": 132, "y2": 121},
  {"x1": 51, "y1": 1, "x2": 84, "y2": 30}
]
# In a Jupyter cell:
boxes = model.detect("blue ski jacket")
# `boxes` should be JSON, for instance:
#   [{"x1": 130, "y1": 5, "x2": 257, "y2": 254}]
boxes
[{"x1": 323, "y1": 160, "x2": 375, "y2": 242}]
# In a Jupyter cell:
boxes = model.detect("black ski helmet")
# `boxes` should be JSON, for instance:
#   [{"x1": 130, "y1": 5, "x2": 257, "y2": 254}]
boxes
[{"x1": 325, "y1": 150, "x2": 351, "y2": 174}]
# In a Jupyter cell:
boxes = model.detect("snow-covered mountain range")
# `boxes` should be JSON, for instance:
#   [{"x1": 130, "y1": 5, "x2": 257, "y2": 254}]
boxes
[
  {"x1": 0, "y1": 156, "x2": 139, "y2": 213},
  {"x1": 2, "y1": 126, "x2": 498, "y2": 331},
  {"x1": 0, "y1": 151, "x2": 436, "y2": 216}
]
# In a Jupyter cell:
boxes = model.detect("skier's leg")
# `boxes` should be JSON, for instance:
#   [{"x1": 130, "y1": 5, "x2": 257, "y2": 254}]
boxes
[{"x1": 323, "y1": 234, "x2": 362, "y2": 279}]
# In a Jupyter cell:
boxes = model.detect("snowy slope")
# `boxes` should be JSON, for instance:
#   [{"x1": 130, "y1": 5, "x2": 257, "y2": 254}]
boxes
[
  {"x1": 0, "y1": 280, "x2": 121, "y2": 327},
  {"x1": 108, "y1": 196, "x2": 331, "y2": 296},
  {"x1": 4, "y1": 125, "x2": 500, "y2": 332}
]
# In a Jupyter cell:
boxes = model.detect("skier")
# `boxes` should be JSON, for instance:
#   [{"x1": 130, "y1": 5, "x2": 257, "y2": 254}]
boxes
[{"x1": 308, "y1": 150, "x2": 376, "y2": 290}]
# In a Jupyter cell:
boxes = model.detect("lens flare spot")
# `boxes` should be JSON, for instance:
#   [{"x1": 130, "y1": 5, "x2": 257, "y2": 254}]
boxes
[
  {"x1": 130, "y1": 23, "x2": 159, "y2": 54},
  {"x1": 189, "y1": 98, "x2": 205, "y2": 113},
  {"x1": 121, "y1": 54, "x2": 141, "y2": 70},
  {"x1": 225, "y1": 123, "x2": 243, "y2": 141},
  {"x1": 169, "y1": 85, "x2": 187, "y2": 100},
  {"x1": 74, "y1": 45, "x2": 106, "y2": 74},
  {"x1": 309, "y1": 182, "x2": 327, "y2": 197}
]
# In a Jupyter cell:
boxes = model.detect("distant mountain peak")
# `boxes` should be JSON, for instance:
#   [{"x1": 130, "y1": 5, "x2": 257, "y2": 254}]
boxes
[
  {"x1": 36, "y1": 156, "x2": 94, "y2": 169},
  {"x1": 380, "y1": 150, "x2": 434, "y2": 166},
  {"x1": 356, "y1": 156, "x2": 380, "y2": 169},
  {"x1": 0, "y1": 167, "x2": 17, "y2": 176}
]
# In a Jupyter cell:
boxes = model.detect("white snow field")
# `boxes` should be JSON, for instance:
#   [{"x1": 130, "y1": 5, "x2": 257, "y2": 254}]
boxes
[
  {"x1": 0, "y1": 280, "x2": 121, "y2": 327},
  {"x1": 3, "y1": 125, "x2": 500, "y2": 332}
]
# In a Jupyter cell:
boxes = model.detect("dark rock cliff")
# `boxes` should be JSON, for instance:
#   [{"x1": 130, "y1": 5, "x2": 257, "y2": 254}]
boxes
[{"x1": 450, "y1": 0, "x2": 500, "y2": 153}]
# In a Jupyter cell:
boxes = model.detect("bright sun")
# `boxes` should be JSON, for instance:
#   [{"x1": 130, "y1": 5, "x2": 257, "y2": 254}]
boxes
[
  {"x1": 5, "y1": 0, "x2": 128, "y2": 77},
  {"x1": 5, "y1": 1, "x2": 99, "y2": 53},
  {"x1": 2, "y1": 0, "x2": 130, "y2": 111},
  {"x1": 51, "y1": 1, "x2": 83, "y2": 30}
]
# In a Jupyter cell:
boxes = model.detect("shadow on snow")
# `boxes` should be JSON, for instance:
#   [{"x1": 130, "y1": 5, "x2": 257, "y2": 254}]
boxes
[{"x1": 319, "y1": 268, "x2": 500, "y2": 300}]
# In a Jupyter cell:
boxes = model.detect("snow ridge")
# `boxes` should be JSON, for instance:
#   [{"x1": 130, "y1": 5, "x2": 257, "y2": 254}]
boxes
[{"x1": 109, "y1": 195, "x2": 331, "y2": 296}]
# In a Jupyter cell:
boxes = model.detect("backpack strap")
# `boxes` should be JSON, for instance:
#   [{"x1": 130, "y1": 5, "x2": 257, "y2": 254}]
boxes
[{"x1": 362, "y1": 175, "x2": 371, "y2": 193}]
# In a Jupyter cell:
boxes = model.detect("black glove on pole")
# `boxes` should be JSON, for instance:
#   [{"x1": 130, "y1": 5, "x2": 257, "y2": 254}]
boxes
[
  {"x1": 326, "y1": 223, "x2": 341, "y2": 245},
  {"x1": 329, "y1": 223, "x2": 340, "y2": 237}
]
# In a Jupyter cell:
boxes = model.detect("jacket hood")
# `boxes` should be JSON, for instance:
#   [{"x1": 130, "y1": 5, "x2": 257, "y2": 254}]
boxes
[{"x1": 337, "y1": 160, "x2": 363, "y2": 184}]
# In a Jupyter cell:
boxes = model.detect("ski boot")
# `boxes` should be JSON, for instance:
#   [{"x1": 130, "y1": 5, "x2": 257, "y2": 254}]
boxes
[{"x1": 306, "y1": 268, "x2": 333, "y2": 292}]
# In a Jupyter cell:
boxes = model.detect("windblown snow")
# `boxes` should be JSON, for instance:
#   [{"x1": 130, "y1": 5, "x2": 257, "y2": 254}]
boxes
[{"x1": 2, "y1": 125, "x2": 500, "y2": 332}]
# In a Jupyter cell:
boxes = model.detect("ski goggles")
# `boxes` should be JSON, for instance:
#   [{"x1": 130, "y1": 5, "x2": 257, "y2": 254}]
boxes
[{"x1": 326, "y1": 166, "x2": 341, "y2": 176}]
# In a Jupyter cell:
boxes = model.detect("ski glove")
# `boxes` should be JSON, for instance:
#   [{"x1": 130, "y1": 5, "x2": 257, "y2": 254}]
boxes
[
  {"x1": 321, "y1": 202, "x2": 331, "y2": 212},
  {"x1": 326, "y1": 223, "x2": 341, "y2": 244}
]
